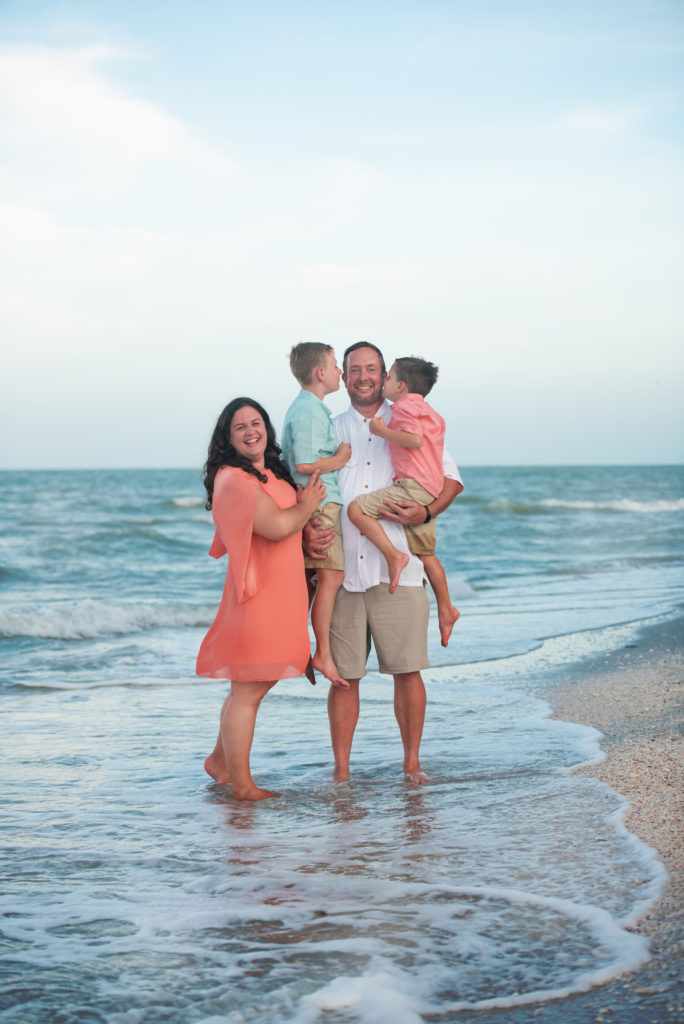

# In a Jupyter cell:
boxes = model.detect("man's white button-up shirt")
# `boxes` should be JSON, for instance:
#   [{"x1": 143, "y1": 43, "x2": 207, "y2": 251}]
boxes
[{"x1": 334, "y1": 400, "x2": 462, "y2": 593}]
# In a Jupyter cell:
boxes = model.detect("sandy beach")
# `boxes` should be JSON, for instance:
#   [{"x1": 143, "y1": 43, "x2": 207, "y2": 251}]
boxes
[{"x1": 476, "y1": 614, "x2": 683, "y2": 1024}]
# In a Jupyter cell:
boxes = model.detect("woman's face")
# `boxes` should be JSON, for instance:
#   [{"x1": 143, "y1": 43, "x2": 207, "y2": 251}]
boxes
[{"x1": 229, "y1": 405, "x2": 267, "y2": 467}]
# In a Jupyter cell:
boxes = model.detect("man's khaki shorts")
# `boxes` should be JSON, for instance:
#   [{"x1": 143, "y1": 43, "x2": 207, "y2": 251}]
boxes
[
  {"x1": 330, "y1": 582, "x2": 430, "y2": 679},
  {"x1": 355, "y1": 478, "x2": 437, "y2": 557},
  {"x1": 304, "y1": 501, "x2": 343, "y2": 571}
]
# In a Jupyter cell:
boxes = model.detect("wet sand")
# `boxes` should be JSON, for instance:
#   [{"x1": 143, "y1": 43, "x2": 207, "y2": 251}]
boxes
[{"x1": 474, "y1": 615, "x2": 683, "y2": 1024}]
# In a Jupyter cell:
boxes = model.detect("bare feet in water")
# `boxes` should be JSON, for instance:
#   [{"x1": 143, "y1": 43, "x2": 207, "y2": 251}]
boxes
[
  {"x1": 313, "y1": 650, "x2": 348, "y2": 688},
  {"x1": 388, "y1": 551, "x2": 410, "y2": 594},
  {"x1": 439, "y1": 606, "x2": 460, "y2": 647},
  {"x1": 204, "y1": 754, "x2": 231, "y2": 785},
  {"x1": 404, "y1": 768, "x2": 431, "y2": 785},
  {"x1": 231, "y1": 785, "x2": 279, "y2": 801}
]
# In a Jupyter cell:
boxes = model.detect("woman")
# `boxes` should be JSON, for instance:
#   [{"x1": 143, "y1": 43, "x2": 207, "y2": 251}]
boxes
[{"x1": 197, "y1": 397, "x2": 326, "y2": 801}]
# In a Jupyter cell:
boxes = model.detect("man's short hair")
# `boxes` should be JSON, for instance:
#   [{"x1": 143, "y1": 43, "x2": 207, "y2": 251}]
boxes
[
  {"x1": 393, "y1": 357, "x2": 439, "y2": 397},
  {"x1": 342, "y1": 341, "x2": 386, "y2": 375},
  {"x1": 289, "y1": 342, "x2": 333, "y2": 386}
]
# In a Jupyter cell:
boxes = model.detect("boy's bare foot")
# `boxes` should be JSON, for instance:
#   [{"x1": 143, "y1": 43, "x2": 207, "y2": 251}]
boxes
[
  {"x1": 387, "y1": 552, "x2": 410, "y2": 594},
  {"x1": 404, "y1": 768, "x2": 431, "y2": 784},
  {"x1": 313, "y1": 650, "x2": 348, "y2": 688},
  {"x1": 231, "y1": 784, "x2": 279, "y2": 801},
  {"x1": 204, "y1": 755, "x2": 231, "y2": 785},
  {"x1": 438, "y1": 606, "x2": 460, "y2": 647}
]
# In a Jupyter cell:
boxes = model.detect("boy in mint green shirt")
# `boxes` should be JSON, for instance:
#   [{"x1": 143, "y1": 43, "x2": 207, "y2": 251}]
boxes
[{"x1": 281, "y1": 343, "x2": 351, "y2": 687}]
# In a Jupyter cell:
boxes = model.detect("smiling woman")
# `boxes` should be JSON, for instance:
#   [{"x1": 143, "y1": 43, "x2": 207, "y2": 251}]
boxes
[{"x1": 196, "y1": 397, "x2": 326, "y2": 800}]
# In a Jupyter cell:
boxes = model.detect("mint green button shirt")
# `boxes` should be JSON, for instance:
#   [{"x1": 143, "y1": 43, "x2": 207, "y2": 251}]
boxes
[{"x1": 281, "y1": 390, "x2": 343, "y2": 506}]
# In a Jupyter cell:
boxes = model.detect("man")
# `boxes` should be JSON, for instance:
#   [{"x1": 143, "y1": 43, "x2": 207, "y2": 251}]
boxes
[{"x1": 305, "y1": 342, "x2": 463, "y2": 783}]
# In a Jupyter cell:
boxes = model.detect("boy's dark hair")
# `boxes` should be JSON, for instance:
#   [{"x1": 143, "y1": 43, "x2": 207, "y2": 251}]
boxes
[
  {"x1": 289, "y1": 342, "x2": 333, "y2": 386},
  {"x1": 342, "y1": 340, "x2": 386, "y2": 375},
  {"x1": 393, "y1": 357, "x2": 439, "y2": 397}
]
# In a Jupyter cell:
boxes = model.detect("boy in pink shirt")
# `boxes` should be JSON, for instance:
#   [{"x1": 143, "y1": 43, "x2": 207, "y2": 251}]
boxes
[{"x1": 348, "y1": 357, "x2": 460, "y2": 647}]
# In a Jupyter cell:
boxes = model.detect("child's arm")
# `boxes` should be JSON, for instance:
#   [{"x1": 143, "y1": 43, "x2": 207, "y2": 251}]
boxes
[
  {"x1": 368, "y1": 416, "x2": 422, "y2": 448},
  {"x1": 296, "y1": 442, "x2": 352, "y2": 476}
]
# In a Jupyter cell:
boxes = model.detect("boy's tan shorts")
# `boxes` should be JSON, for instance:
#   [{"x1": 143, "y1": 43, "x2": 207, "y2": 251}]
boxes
[
  {"x1": 355, "y1": 478, "x2": 437, "y2": 557},
  {"x1": 330, "y1": 582, "x2": 430, "y2": 679},
  {"x1": 304, "y1": 501, "x2": 344, "y2": 571}
]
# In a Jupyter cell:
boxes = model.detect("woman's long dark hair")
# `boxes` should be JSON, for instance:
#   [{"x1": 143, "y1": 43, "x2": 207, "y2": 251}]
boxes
[{"x1": 203, "y1": 397, "x2": 297, "y2": 509}]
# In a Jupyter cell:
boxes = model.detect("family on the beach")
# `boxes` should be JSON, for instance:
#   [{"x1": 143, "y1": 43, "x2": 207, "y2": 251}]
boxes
[{"x1": 196, "y1": 342, "x2": 463, "y2": 800}]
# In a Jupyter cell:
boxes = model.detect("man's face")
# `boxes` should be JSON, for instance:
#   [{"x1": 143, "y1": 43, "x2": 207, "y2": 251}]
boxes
[{"x1": 342, "y1": 346, "x2": 386, "y2": 412}]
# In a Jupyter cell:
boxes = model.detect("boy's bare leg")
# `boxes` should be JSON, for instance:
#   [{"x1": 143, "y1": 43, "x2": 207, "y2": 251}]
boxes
[
  {"x1": 221, "y1": 680, "x2": 279, "y2": 800},
  {"x1": 348, "y1": 500, "x2": 409, "y2": 593},
  {"x1": 311, "y1": 568, "x2": 346, "y2": 685},
  {"x1": 394, "y1": 671, "x2": 429, "y2": 783},
  {"x1": 420, "y1": 553, "x2": 460, "y2": 646},
  {"x1": 328, "y1": 678, "x2": 360, "y2": 781}
]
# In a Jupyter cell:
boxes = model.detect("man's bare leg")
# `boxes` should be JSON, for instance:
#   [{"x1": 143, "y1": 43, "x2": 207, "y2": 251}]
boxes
[
  {"x1": 420, "y1": 553, "x2": 460, "y2": 647},
  {"x1": 348, "y1": 501, "x2": 409, "y2": 593},
  {"x1": 311, "y1": 568, "x2": 346, "y2": 685},
  {"x1": 393, "y1": 671, "x2": 429, "y2": 784},
  {"x1": 221, "y1": 680, "x2": 278, "y2": 800},
  {"x1": 328, "y1": 678, "x2": 360, "y2": 781}
]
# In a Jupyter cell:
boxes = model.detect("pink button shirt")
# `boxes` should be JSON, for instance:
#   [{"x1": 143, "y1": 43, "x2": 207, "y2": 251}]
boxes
[{"x1": 389, "y1": 393, "x2": 445, "y2": 499}]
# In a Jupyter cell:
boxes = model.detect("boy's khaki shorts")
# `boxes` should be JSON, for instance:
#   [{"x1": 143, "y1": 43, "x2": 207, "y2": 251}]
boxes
[
  {"x1": 355, "y1": 478, "x2": 437, "y2": 557},
  {"x1": 330, "y1": 582, "x2": 430, "y2": 679},
  {"x1": 304, "y1": 501, "x2": 344, "y2": 571}
]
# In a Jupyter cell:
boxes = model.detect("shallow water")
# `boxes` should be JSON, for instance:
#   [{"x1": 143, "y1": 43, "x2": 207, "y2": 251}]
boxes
[{"x1": 0, "y1": 465, "x2": 682, "y2": 1020}]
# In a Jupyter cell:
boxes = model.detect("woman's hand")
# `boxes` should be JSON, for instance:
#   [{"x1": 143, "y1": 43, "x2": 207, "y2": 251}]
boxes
[{"x1": 297, "y1": 471, "x2": 326, "y2": 516}]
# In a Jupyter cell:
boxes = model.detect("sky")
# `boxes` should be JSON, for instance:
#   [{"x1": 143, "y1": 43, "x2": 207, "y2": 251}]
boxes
[{"x1": 0, "y1": 0, "x2": 682, "y2": 468}]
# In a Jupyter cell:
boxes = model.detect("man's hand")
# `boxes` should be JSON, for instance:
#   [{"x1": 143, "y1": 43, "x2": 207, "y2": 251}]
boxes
[
  {"x1": 377, "y1": 499, "x2": 428, "y2": 526},
  {"x1": 303, "y1": 517, "x2": 336, "y2": 559}
]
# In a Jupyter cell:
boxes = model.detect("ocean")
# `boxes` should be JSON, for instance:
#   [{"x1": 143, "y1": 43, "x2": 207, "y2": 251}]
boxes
[{"x1": 1, "y1": 464, "x2": 682, "y2": 1023}]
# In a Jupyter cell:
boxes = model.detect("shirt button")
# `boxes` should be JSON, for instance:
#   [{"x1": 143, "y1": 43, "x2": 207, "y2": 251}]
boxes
[
  {"x1": 360, "y1": 555, "x2": 364, "y2": 559},
  {"x1": 366, "y1": 461, "x2": 370, "y2": 465}
]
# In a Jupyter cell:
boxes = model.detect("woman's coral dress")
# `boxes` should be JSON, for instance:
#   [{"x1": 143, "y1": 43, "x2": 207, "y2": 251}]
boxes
[{"x1": 196, "y1": 466, "x2": 310, "y2": 682}]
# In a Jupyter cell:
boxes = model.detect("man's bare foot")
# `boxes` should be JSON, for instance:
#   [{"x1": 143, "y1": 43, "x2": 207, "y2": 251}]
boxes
[
  {"x1": 387, "y1": 552, "x2": 410, "y2": 594},
  {"x1": 333, "y1": 766, "x2": 350, "y2": 782},
  {"x1": 313, "y1": 650, "x2": 348, "y2": 687},
  {"x1": 204, "y1": 755, "x2": 231, "y2": 785},
  {"x1": 404, "y1": 768, "x2": 431, "y2": 784},
  {"x1": 231, "y1": 784, "x2": 279, "y2": 801},
  {"x1": 439, "y1": 606, "x2": 460, "y2": 647}
]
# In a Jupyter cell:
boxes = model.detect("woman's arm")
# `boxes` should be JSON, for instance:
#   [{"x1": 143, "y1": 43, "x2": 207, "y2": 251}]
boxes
[
  {"x1": 252, "y1": 472, "x2": 326, "y2": 541},
  {"x1": 369, "y1": 416, "x2": 422, "y2": 448}
]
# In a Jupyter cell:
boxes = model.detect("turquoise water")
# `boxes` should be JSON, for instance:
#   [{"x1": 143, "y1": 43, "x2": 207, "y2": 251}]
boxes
[{"x1": 0, "y1": 465, "x2": 682, "y2": 1021}]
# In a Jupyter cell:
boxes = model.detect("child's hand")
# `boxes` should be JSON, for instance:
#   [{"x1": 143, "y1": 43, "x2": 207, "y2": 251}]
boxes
[
  {"x1": 369, "y1": 416, "x2": 386, "y2": 437},
  {"x1": 334, "y1": 442, "x2": 352, "y2": 467}
]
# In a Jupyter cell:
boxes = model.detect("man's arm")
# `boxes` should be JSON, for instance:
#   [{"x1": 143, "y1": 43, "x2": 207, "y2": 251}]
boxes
[
  {"x1": 302, "y1": 517, "x2": 336, "y2": 559},
  {"x1": 378, "y1": 476, "x2": 463, "y2": 526}
]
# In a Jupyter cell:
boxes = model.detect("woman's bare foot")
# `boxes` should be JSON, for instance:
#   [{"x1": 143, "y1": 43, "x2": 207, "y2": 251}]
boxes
[
  {"x1": 313, "y1": 650, "x2": 347, "y2": 687},
  {"x1": 231, "y1": 784, "x2": 279, "y2": 801},
  {"x1": 438, "y1": 606, "x2": 460, "y2": 647},
  {"x1": 204, "y1": 755, "x2": 231, "y2": 785},
  {"x1": 387, "y1": 551, "x2": 410, "y2": 594}
]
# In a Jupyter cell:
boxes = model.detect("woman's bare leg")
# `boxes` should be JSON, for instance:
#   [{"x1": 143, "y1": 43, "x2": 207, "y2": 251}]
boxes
[
  {"x1": 311, "y1": 568, "x2": 345, "y2": 685},
  {"x1": 420, "y1": 553, "x2": 460, "y2": 647},
  {"x1": 348, "y1": 501, "x2": 409, "y2": 593},
  {"x1": 220, "y1": 680, "x2": 278, "y2": 800},
  {"x1": 204, "y1": 723, "x2": 231, "y2": 784}
]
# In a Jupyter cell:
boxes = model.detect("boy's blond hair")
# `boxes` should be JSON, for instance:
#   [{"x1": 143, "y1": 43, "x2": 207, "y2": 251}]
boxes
[{"x1": 289, "y1": 342, "x2": 333, "y2": 386}]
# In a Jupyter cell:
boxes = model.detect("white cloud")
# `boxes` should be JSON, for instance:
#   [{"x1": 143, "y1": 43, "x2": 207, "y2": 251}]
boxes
[
  {"x1": 0, "y1": 44, "x2": 233, "y2": 192},
  {"x1": 553, "y1": 104, "x2": 645, "y2": 138}
]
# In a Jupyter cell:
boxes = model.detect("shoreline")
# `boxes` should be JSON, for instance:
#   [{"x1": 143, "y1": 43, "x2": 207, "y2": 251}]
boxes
[{"x1": 477, "y1": 613, "x2": 683, "y2": 1024}]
